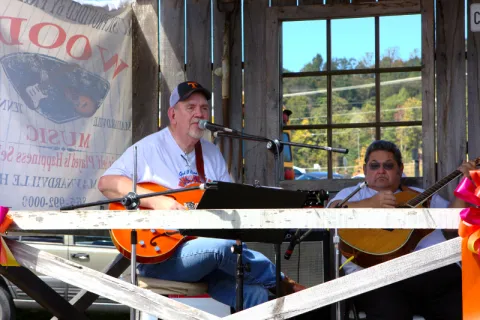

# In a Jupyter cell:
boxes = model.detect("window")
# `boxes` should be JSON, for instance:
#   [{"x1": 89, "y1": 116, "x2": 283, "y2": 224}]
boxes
[{"x1": 282, "y1": 14, "x2": 422, "y2": 178}]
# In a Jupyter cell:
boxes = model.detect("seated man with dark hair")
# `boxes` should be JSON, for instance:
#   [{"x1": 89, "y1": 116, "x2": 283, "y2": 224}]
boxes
[{"x1": 328, "y1": 139, "x2": 476, "y2": 320}]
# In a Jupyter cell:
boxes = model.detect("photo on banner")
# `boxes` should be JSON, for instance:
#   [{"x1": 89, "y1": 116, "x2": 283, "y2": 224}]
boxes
[{"x1": 0, "y1": 0, "x2": 132, "y2": 210}]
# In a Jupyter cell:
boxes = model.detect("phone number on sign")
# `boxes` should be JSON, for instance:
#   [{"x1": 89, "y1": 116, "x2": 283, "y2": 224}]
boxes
[{"x1": 22, "y1": 196, "x2": 87, "y2": 208}]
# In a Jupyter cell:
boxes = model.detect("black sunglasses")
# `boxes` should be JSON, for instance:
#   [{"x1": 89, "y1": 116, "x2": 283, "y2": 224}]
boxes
[{"x1": 367, "y1": 162, "x2": 396, "y2": 171}]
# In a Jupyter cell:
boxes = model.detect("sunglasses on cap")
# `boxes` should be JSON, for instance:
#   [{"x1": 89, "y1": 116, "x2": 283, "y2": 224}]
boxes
[{"x1": 367, "y1": 162, "x2": 396, "y2": 171}]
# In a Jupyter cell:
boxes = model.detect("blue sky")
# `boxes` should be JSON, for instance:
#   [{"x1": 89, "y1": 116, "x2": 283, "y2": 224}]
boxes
[{"x1": 282, "y1": 15, "x2": 422, "y2": 72}]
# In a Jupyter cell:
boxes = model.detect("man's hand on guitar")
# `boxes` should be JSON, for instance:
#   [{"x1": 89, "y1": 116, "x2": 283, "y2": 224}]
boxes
[
  {"x1": 149, "y1": 195, "x2": 185, "y2": 210},
  {"x1": 368, "y1": 190, "x2": 397, "y2": 208},
  {"x1": 457, "y1": 160, "x2": 477, "y2": 179}
]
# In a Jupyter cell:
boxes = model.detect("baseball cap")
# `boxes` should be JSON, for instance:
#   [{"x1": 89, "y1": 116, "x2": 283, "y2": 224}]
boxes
[{"x1": 169, "y1": 81, "x2": 212, "y2": 108}]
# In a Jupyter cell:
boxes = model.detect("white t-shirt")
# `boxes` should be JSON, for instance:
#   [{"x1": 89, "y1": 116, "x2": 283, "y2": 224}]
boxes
[
  {"x1": 103, "y1": 127, "x2": 231, "y2": 188},
  {"x1": 327, "y1": 183, "x2": 450, "y2": 274}
]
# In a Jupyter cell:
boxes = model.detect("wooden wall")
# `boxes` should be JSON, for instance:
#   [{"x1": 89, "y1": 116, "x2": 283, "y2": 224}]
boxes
[
  {"x1": 132, "y1": 0, "x2": 159, "y2": 143},
  {"x1": 155, "y1": 0, "x2": 480, "y2": 196}
]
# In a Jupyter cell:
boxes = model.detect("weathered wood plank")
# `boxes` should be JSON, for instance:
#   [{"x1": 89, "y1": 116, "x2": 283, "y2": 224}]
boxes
[
  {"x1": 269, "y1": 1, "x2": 420, "y2": 20},
  {"x1": 6, "y1": 239, "x2": 219, "y2": 320},
  {"x1": 213, "y1": 0, "x2": 226, "y2": 134},
  {"x1": 7, "y1": 208, "x2": 462, "y2": 230},
  {"x1": 159, "y1": 0, "x2": 185, "y2": 128},
  {"x1": 0, "y1": 266, "x2": 89, "y2": 320},
  {"x1": 266, "y1": 4, "x2": 282, "y2": 186},
  {"x1": 51, "y1": 254, "x2": 130, "y2": 319},
  {"x1": 186, "y1": 0, "x2": 212, "y2": 94},
  {"x1": 467, "y1": 0, "x2": 480, "y2": 160},
  {"x1": 223, "y1": 237, "x2": 462, "y2": 320},
  {"x1": 227, "y1": 2, "x2": 244, "y2": 183},
  {"x1": 213, "y1": 0, "x2": 243, "y2": 182},
  {"x1": 421, "y1": 0, "x2": 436, "y2": 190},
  {"x1": 436, "y1": 0, "x2": 466, "y2": 199},
  {"x1": 244, "y1": 0, "x2": 271, "y2": 186},
  {"x1": 132, "y1": 0, "x2": 159, "y2": 141}
]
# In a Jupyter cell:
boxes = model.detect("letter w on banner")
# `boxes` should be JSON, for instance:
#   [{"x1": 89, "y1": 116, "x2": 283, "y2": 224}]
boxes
[{"x1": 0, "y1": 0, "x2": 132, "y2": 210}]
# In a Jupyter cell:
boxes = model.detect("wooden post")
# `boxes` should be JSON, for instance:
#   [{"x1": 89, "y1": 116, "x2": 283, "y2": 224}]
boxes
[
  {"x1": 421, "y1": 0, "x2": 435, "y2": 188},
  {"x1": 132, "y1": 0, "x2": 160, "y2": 142},
  {"x1": 244, "y1": 0, "x2": 272, "y2": 186},
  {"x1": 159, "y1": 0, "x2": 185, "y2": 128},
  {"x1": 467, "y1": 0, "x2": 480, "y2": 159},
  {"x1": 436, "y1": 0, "x2": 466, "y2": 198}
]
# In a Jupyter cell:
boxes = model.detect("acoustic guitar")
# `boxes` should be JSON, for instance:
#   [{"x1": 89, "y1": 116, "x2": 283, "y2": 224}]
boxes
[
  {"x1": 109, "y1": 182, "x2": 204, "y2": 264},
  {"x1": 339, "y1": 157, "x2": 480, "y2": 268}
]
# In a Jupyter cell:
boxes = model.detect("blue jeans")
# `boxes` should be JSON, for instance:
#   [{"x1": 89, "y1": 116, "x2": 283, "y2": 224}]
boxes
[{"x1": 137, "y1": 238, "x2": 282, "y2": 309}]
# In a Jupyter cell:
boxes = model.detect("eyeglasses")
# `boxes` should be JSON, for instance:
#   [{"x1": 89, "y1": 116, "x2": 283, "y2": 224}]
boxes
[{"x1": 367, "y1": 162, "x2": 396, "y2": 171}]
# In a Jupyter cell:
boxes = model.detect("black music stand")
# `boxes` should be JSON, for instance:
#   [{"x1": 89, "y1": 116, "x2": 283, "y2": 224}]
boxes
[{"x1": 181, "y1": 181, "x2": 308, "y2": 312}]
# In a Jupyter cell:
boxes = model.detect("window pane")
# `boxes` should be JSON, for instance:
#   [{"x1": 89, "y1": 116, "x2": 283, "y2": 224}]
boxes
[
  {"x1": 381, "y1": 126, "x2": 423, "y2": 177},
  {"x1": 332, "y1": 17, "x2": 375, "y2": 70},
  {"x1": 380, "y1": 72, "x2": 421, "y2": 122},
  {"x1": 332, "y1": 74, "x2": 376, "y2": 124},
  {"x1": 282, "y1": 20, "x2": 327, "y2": 73},
  {"x1": 380, "y1": 15, "x2": 421, "y2": 68},
  {"x1": 74, "y1": 235, "x2": 114, "y2": 247},
  {"x1": 290, "y1": 129, "x2": 328, "y2": 172},
  {"x1": 283, "y1": 76, "x2": 327, "y2": 125},
  {"x1": 332, "y1": 128, "x2": 376, "y2": 178}
]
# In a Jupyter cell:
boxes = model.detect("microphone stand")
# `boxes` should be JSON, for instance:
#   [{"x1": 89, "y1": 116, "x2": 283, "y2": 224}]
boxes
[
  {"x1": 214, "y1": 130, "x2": 348, "y2": 299},
  {"x1": 214, "y1": 131, "x2": 348, "y2": 187},
  {"x1": 332, "y1": 181, "x2": 367, "y2": 320}
]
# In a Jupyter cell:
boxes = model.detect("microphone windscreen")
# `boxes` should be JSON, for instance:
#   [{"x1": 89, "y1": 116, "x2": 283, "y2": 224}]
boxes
[{"x1": 198, "y1": 120, "x2": 207, "y2": 129}]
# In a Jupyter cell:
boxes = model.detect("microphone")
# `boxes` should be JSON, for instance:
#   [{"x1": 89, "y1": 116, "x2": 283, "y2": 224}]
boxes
[
  {"x1": 284, "y1": 230, "x2": 300, "y2": 260},
  {"x1": 198, "y1": 120, "x2": 238, "y2": 134}
]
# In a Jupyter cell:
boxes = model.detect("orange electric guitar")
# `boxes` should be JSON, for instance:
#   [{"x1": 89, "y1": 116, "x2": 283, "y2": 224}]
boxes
[
  {"x1": 109, "y1": 182, "x2": 205, "y2": 264},
  {"x1": 339, "y1": 157, "x2": 480, "y2": 268}
]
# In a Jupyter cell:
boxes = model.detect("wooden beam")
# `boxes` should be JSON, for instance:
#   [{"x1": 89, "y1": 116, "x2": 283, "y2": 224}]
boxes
[
  {"x1": 6, "y1": 239, "x2": 219, "y2": 320},
  {"x1": 51, "y1": 254, "x2": 130, "y2": 319},
  {"x1": 436, "y1": 0, "x2": 466, "y2": 199},
  {"x1": 421, "y1": 0, "x2": 436, "y2": 189},
  {"x1": 7, "y1": 208, "x2": 462, "y2": 230},
  {"x1": 244, "y1": 0, "x2": 272, "y2": 186},
  {"x1": 223, "y1": 237, "x2": 462, "y2": 320},
  {"x1": 268, "y1": 0, "x2": 420, "y2": 21},
  {"x1": 467, "y1": 0, "x2": 480, "y2": 159},
  {"x1": 213, "y1": 0, "x2": 243, "y2": 182},
  {"x1": 0, "y1": 266, "x2": 89, "y2": 320},
  {"x1": 159, "y1": 0, "x2": 185, "y2": 128},
  {"x1": 186, "y1": 0, "x2": 212, "y2": 93},
  {"x1": 132, "y1": 0, "x2": 159, "y2": 142},
  {"x1": 265, "y1": 3, "x2": 282, "y2": 187}
]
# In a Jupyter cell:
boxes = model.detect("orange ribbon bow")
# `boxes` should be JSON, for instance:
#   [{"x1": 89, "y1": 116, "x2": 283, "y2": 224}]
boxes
[{"x1": 453, "y1": 171, "x2": 480, "y2": 320}]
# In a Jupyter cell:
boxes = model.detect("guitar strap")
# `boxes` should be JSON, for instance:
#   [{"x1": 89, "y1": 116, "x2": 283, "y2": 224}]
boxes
[{"x1": 194, "y1": 141, "x2": 206, "y2": 183}]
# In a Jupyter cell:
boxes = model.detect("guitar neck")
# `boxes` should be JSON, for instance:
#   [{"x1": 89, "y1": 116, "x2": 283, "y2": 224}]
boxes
[{"x1": 406, "y1": 170, "x2": 462, "y2": 207}]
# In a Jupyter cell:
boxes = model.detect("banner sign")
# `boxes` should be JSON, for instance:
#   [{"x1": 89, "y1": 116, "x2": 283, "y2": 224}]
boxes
[{"x1": 0, "y1": 0, "x2": 132, "y2": 210}]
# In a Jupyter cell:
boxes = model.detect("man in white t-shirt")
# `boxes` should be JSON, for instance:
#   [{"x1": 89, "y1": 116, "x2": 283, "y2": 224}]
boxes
[
  {"x1": 98, "y1": 81, "x2": 305, "y2": 310},
  {"x1": 327, "y1": 140, "x2": 476, "y2": 320}
]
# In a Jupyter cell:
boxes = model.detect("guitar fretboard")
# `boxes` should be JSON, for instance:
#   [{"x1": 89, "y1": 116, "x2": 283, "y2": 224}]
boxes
[{"x1": 406, "y1": 170, "x2": 462, "y2": 207}]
